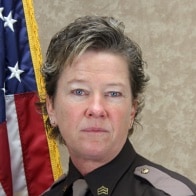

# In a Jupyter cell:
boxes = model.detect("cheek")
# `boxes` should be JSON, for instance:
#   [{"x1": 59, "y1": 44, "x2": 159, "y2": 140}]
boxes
[
  {"x1": 110, "y1": 106, "x2": 132, "y2": 129},
  {"x1": 55, "y1": 102, "x2": 82, "y2": 127}
]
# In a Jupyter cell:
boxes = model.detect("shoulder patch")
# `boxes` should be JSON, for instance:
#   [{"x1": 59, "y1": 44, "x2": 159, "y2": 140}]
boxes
[{"x1": 134, "y1": 165, "x2": 194, "y2": 196}]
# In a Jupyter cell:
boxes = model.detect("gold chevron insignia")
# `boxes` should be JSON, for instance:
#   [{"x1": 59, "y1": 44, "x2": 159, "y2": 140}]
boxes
[{"x1": 97, "y1": 186, "x2": 109, "y2": 195}]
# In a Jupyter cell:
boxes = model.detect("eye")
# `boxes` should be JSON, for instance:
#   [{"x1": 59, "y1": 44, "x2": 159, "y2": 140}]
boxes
[
  {"x1": 106, "y1": 91, "x2": 122, "y2": 97},
  {"x1": 71, "y1": 89, "x2": 86, "y2": 96}
]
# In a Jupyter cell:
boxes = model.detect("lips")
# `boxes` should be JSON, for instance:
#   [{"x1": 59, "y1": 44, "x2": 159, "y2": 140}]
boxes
[{"x1": 81, "y1": 127, "x2": 108, "y2": 133}]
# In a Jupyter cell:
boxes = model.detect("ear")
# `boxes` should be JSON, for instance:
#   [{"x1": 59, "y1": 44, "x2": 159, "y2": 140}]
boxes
[
  {"x1": 46, "y1": 95, "x2": 56, "y2": 122},
  {"x1": 130, "y1": 100, "x2": 137, "y2": 125}
]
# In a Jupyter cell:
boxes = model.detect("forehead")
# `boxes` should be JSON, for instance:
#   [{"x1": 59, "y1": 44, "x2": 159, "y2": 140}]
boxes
[{"x1": 63, "y1": 50, "x2": 130, "y2": 80}]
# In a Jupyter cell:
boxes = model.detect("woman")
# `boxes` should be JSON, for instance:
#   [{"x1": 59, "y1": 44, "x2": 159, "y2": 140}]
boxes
[{"x1": 40, "y1": 16, "x2": 196, "y2": 196}]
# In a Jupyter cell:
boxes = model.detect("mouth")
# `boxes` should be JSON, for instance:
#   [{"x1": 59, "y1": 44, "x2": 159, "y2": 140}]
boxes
[{"x1": 81, "y1": 127, "x2": 108, "y2": 133}]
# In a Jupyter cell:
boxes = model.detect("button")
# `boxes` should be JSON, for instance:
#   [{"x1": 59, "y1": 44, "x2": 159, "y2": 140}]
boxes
[{"x1": 141, "y1": 167, "x2": 150, "y2": 174}]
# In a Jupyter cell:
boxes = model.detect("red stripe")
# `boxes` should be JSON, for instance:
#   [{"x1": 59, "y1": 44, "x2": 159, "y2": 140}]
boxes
[
  {"x1": 14, "y1": 92, "x2": 54, "y2": 195},
  {"x1": 0, "y1": 122, "x2": 13, "y2": 196}
]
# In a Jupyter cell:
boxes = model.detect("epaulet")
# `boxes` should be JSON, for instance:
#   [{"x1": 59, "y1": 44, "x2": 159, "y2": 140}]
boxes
[
  {"x1": 134, "y1": 165, "x2": 195, "y2": 196},
  {"x1": 40, "y1": 174, "x2": 66, "y2": 195}
]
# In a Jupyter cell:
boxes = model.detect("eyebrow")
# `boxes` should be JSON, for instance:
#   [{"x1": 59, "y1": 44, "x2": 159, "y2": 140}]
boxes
[
  {"x1": 105, "y1": 83, "x2": 126, "y2": 87},
  {"x1": 67, "y1": 79, "x2": 88, "y2": 85}
]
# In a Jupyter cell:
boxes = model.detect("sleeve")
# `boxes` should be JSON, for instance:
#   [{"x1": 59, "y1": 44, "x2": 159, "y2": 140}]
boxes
[{"x1": 134, "y1": 165, "x2": 196, "y2": 196}]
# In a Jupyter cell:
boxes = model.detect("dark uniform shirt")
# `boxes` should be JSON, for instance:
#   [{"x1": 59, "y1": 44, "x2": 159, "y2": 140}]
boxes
[{"x1": 42, "y1": 139, "x2": 196, "y2": 196}]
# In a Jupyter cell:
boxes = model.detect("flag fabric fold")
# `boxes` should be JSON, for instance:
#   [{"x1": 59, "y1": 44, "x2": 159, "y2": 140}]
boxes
[{"x1": 0, "y1": 0, "x2": 62, "y2": 195}]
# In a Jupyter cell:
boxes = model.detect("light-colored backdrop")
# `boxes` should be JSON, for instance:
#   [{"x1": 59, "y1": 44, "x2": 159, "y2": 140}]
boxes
[{"x1": 34, "y1": 0, "x2": 196, "y2": 182}]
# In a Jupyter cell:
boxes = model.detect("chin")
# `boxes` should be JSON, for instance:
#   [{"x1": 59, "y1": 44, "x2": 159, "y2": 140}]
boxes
[{"x1": 81, "y1": 143, "x2": 111, "y2": 159}]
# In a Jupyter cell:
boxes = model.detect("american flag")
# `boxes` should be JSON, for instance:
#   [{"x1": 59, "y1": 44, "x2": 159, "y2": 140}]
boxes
[{"x1": 0, "y1": 0, "x2": 62, "y2": 195}]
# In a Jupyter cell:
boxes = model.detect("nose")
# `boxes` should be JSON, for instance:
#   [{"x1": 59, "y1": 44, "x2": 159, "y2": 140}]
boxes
[{"x1": 85, "y1": 94, "x2": 107, "y2": 118}]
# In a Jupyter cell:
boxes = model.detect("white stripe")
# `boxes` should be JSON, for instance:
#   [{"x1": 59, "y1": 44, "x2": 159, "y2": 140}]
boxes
[
  {"x1": 0, "y1": 183, "x2": 6, "y2": 196},
  {"x1": 5, "y1": 95, "x2": 28, "y2": 195}
]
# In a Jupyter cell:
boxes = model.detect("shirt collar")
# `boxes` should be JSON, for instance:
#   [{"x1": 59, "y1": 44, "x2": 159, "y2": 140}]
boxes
[
  {"x1": 64, "y1": 159, "x2": 83, "y2": 188},
  {"x1": 65, "y1": 139, "x2": 136, "y2": 195}
]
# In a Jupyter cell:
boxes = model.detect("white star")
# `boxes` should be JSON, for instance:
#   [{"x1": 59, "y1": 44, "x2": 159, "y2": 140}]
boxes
[
  {"x1": 4, "y1": 11, "x2": 17, "y2": 32},
  {"x1": 8, "y1": 62, "x2": 24, "y2": 82},
  {"x1": 0, "y1": 7, "x2": 4, "y2": 21}
]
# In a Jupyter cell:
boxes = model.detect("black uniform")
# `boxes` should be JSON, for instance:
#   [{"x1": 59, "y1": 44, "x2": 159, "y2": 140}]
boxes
[{"x1": 42, "y1": 140, "x2": 196, "y2": 196}]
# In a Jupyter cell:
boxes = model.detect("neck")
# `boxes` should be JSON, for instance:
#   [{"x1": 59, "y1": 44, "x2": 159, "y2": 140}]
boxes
[{"x1": 70, "y1": 156, "x2": 108, "y2": 176}]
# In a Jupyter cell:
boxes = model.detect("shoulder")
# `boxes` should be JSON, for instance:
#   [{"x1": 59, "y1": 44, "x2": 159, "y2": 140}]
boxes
[
  {"x1": 134, "y1": 164, "x2": 196, "y2": 196},
  {"x1": 41, "y1": 174, "x2": 67, "y2": 195}
]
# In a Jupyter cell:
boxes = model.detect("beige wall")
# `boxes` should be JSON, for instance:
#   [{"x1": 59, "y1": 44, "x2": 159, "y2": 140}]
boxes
[{"x1": 34, "y1": 0, "x2": 196, "y2": 182}]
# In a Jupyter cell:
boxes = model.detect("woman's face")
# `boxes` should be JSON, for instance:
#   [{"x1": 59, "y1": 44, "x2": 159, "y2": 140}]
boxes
[{"x1": 47, "y1": 50, "x2": 136, "y2": 165}]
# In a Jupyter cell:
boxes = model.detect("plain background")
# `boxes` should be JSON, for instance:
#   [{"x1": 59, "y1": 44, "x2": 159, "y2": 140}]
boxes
[{"x1": 34, "y1": 0, "x2": 196, "y2": 182}]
